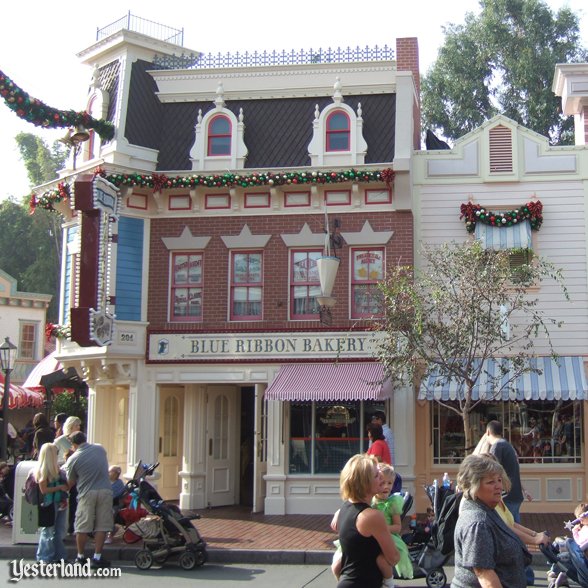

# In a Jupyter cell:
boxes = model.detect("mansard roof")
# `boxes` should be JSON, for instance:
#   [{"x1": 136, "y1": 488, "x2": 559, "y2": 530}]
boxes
[{"x1": 125, "y1": 60, "x2": 396, "y2": 172}]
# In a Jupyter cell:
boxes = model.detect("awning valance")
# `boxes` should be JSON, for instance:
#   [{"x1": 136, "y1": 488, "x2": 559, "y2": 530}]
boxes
[
  {"x1": 418, "y1": 356, "x2": 587, "y2": 402},
  {"x1": 475, "y1": 220, "x2": 532, "y2": 250},
  {"x1": 0, "y1": 374, "x2": 44, "y2": 409},
  {"x1": 265, "y1": 363, "x2": 391, "y2": 401}
]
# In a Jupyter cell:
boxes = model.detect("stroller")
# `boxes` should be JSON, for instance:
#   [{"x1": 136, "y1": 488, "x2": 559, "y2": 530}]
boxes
[
  {"x1": 119, "y1": 461, "x2": 208, "y2": 570},
  {"x1": 541, "y1": 529, "x2": 588, "y2": 587},
  {"x1": 401, "y1": 481, "x2": 459, "y2": 588}
]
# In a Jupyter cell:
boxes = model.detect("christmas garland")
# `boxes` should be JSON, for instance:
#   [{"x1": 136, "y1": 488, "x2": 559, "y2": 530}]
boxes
[
  {"x1": 95, "y1": 167, "x2": 394, "y2": 190},
  {"x1": 29, "y1": 182, "x2": 71, "y2": 214},
  {"x1": 0, "y1": 69, "x2": 115, "y2": 141},
  {"x1": 460, "y1": 200, "x2": 543, "y2": 233},
  {"x1": 30, "y1": 167, "x2": 395, "y2": 213}
]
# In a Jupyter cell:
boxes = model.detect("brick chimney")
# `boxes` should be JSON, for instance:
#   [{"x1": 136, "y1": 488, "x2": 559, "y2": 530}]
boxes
[{"x1": 396, "y1": 37, "x2": 421, "y2": 149}]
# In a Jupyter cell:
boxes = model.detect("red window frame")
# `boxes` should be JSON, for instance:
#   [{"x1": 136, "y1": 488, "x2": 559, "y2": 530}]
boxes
[
  {"x1": 290, "y1": 249, "x2": 322, "y2": 320},
  {"x1": 230, "y1": 251, "x2": 263, "y2": 321},
  {"x1": 326, "y1": 110, "x2": 350, "y2": 152},
  {"x1": 207, "y1": 114, "x2": 232, "y2": 156},
  {"x1": 170, "y1": 252, "x2": 203, "y2": 322},
  {"x1": 351, "y1": 248, "x2": 385, "y2": 319}
]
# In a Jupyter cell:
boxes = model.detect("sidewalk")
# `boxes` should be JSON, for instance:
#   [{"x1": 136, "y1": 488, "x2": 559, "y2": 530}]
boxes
[{"x1": 0, "y1": 506, "x2": 569, "y2": 565}]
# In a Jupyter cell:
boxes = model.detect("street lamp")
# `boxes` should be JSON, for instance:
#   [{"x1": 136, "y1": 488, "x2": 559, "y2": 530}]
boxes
[{"x1": 0, "y1": 337, "x2": 17, "y2": 461}]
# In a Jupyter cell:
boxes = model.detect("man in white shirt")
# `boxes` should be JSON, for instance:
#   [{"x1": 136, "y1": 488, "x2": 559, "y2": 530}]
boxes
[{"x1": 372, "y1": 411, "x2": 395, "y2": 464}]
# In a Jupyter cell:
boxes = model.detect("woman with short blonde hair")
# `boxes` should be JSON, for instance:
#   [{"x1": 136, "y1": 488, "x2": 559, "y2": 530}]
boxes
[{"x1": 452, "y1": 454, "x2": 531, "y2": 588}]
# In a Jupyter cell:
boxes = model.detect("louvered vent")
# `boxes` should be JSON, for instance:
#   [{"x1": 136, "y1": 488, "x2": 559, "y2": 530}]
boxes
[{"x1": 489, "y1": 125, "x2": 513, "y2": 173}]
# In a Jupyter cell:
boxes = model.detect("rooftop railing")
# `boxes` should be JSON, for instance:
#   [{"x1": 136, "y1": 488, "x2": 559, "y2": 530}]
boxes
[
  {"x1": 152, "y1": 45, "x2": 395, "y2": 70},
  {"x1": 97, "y1": 12, "x2": 184, "y2": 46}
]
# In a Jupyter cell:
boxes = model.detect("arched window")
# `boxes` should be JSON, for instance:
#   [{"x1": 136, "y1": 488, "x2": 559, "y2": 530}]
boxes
[
  {"x1": 207, "y1": 115, "x2": 232, "y2": 156},
  {"x1": 326, "y1": 111, "x2": 350, "y2": 152}
]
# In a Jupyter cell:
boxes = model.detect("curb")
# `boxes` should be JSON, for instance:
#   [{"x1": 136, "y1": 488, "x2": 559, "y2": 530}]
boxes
[{"x1": 0, "y1": 544, "x2": 334, "y2": 566}]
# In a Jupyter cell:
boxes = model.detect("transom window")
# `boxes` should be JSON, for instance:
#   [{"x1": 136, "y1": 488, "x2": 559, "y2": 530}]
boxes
[
  {"x1": 170, "y1": 252, "x2": 203, "y2": 321},
  {"x1": 326, "y1": 111, "x2": 350, "y2": 152},
  {"x1": 351, "y1": 248, "x2": 384, "y2": 318},
  {"x1": 289, "y1": 401, "x2": 384, "y2": 474},
  {"x1": 291, "y1": 250, "x2": 321, "y2": 319},
  {"x1": 207, "y1": 115, "x2": 231, "y2": 156},
  {"x1": 432, "y1": 400, "x2": 583, "y2": 465},
  {"x1": 231, "y1": 251, "x2": 262, "y2": 321}
]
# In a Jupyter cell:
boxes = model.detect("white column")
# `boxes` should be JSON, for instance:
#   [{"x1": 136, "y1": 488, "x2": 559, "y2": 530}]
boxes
[
  {"x1": 391, "y1": 384, "x2": 416, "y2": 497},
  {"x1": 179, "y1": 384, "x2": 207, "y2": 509},
  {"x1": 264, "y1": 399, "x2": 286, "y2": 515},
  {"x1": 127, "y1": 368, "x2": 158, "y2": 480}
]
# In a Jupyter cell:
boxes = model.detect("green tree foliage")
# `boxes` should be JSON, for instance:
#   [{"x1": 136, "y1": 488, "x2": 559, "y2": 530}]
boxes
[
  {"x1": 375, "y1": 241, "x2": 568, "y2": 451},
  {"x1": 0, "y1": 133, "x2": 68, "y2": 321},
  {"x1": 422, "y1": 0, "x2": 588, "y2": 144},
  {"x1": 51, "y1": 391, "x2": 88, "y2": 425}
]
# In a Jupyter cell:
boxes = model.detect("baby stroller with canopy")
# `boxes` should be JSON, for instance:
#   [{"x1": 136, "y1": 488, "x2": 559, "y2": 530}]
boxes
[
  {"x1": 402, "y1": 481, "x2": 460, "y2": 588},
  {"x1": 120, "y1": 461, "x2": 207, "y2": 570}
]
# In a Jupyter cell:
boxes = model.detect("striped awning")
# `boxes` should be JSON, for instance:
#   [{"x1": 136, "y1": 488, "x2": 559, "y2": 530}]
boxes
[
  {"x1": 265, "y1": 363, "x2": 391, "y2": 401},
  {"x1": 475, "y1": 220, "x2": 532, "y2": 250},
  {"x1": 418, "y1": 356, "x2": 588, "y2": 401}
]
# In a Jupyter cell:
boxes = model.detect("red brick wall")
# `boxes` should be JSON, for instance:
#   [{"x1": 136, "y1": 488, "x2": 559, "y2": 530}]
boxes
[{"x1": 147, "y1": 211, "x2": 413, "y2": 334}]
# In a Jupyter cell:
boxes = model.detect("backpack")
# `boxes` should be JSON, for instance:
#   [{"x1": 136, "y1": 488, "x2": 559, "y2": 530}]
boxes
[{"x1": 24, "y1": 471, "x2": 40, "y2": 505}]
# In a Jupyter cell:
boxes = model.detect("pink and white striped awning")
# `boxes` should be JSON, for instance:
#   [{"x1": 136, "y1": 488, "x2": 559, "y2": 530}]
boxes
[
  {"x1": 0, "y1": 374, "x2": 44, "y2": 409},
  {"x1": 265, "y1": 363, "x2": 391, "y2": 401}
]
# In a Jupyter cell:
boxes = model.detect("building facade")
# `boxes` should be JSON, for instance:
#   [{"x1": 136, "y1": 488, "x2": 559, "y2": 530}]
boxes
[{"x1": 40, "y1": 20, "x2": 421, "y2": 514}]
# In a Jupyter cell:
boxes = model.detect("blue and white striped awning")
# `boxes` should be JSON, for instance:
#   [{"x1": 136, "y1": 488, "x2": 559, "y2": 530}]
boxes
[
  {"x1": 475, "y1": 220, "x2": 532, "y2": 250},
  {"x1": 418, "y1": 356, "x2": 587, "y2": 401}
]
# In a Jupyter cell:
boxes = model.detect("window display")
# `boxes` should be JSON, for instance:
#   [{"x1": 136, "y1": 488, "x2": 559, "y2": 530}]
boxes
[
  {"x1": 289, "y1": 401, "x2": 385, "y2": 474},
  {"x1": 432, "y1": 400, "x2": 583, "y2": 465}
]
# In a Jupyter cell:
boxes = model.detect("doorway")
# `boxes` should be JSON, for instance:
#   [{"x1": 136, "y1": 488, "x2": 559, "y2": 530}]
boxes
[
  {"x1": 240, "y1": 387, "x2": 254, "y2": 506},
  {"x1": 157, "y1": 386, "x2": 184, "y2": 500}
]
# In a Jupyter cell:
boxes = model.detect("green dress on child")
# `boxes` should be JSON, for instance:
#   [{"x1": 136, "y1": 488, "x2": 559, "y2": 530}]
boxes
[{"x1": 372, "y1": 494, "x2": 414, "y2": 579}]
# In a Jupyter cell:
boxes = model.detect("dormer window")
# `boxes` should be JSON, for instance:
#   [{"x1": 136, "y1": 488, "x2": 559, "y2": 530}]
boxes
[
  {"x1": 326, "y1": 111, "x2": 350, "y2": 152},
  {"x1": 208, "y1": 115, "x2": 232, "y2": 156}
]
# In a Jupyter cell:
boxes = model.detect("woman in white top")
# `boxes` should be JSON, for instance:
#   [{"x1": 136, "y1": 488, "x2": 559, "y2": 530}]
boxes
[{"x1": 54, "y1": 416, "x2": 81, "y2": 465}]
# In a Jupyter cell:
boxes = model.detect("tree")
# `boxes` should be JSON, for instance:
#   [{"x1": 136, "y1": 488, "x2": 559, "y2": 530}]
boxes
[
  {"x1": 421, "y1": 0, "x2": 588, "y2": 145},
  {"x1": 3, "y1": 133, "x2": 69, "y2": 321},
  {"x1": 375, "y1": 240, "x2": 568, "y2": 452}
]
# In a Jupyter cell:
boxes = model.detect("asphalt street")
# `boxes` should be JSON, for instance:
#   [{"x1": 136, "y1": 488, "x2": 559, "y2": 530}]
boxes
[{"x1": 0, "y1": 560, "x2": 559, "y2": 587}]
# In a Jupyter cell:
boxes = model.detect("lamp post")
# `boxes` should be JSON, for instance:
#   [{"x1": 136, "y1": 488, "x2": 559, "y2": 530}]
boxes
[{"x1": 0, "y1": 337, "x2": 17, "y2": 461}]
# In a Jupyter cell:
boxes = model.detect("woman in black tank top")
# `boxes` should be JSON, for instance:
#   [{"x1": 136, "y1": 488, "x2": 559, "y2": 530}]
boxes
[{"x1": 336, "y1": 455, "x2": 399, "y2": 588}]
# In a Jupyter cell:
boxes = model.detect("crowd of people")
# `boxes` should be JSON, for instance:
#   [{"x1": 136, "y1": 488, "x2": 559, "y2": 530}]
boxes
[
  {"x1": 1, "y1": 411, "x2": 125, "y2": 569},
  {"x1": 332, "y1": 416, "x2": 588, "y2": 588}
]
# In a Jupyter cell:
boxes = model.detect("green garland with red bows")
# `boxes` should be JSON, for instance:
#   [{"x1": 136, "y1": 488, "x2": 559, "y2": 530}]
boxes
[
  {"x1": 30, "y1": 167, "x2": 395, "y2": 213},
  {"x1": 460, "y1": 200, "x2": 543, "y2": 233},
  {"x1": 0, "y1": 69, "x2": 115, "y2": 141}
]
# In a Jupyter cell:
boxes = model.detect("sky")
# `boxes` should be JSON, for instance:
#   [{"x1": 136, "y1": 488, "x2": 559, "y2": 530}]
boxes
[{"x1": 0, "y1": 0, "x2": 587, "y2": 202}]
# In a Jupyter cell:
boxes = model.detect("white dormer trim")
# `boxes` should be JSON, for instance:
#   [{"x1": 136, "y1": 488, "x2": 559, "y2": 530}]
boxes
[
  {"x1": 161, "y1": 226, "x2": 211, "y2": 250},
  {"x1": 308, "y1": 77, "x2": 367, "y2": 167},
  {"x1": 189, "y1": 82, "x2": 248, "y2": 171},
  {"x1": 341, "y1": 220, "x2": 393, "y2": 246},
  {"x1": 220, "y1": 224, "x2": 272, "y2": 249},
  {"x1": 280, "y1": 223, "x2": 325, "y2": 248},
  {"x1": 80, "y1": 64, "x2": 111, "y2": 163}
]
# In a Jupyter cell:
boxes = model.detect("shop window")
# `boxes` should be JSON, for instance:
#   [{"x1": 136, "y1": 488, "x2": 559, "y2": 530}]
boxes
[
  {"x1": 163, "y1": 395, "x2": 178, "y2": 457},
  {"x1": 326, "y1": 110, "x2": 350, "y2": 152},
  {"x1": 431, "y1": 400, "x2": 583, "y2": 465},
  {"x1": 207, "y1": 115, "x2": 232, "y2": 156},
  {"x1": 170, "y1": 252, "x2": 203, "y2": 321},
  {"x1": 231, "y1": 251, "x2": 263, "y2": 320},
  {"x1": 289, "y1": 401, "x2": 384, "y2": 474},
  {"x1": 351, "y1": 248, "x2": 385, "y2": 318},
  {"x1": 290, "y1": 249, "x2": 321, "y2": 319},
  {"x1": 19, "y1": 322, "x2": 37, "y2": 360}
]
